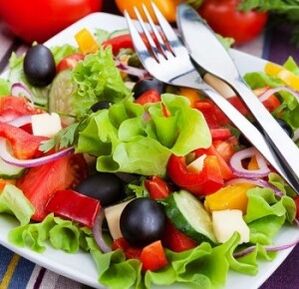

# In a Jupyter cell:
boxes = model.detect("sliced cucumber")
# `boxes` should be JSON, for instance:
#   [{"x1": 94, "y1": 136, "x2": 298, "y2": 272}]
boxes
[
  {"x1": 164, "y1": 190, "x2": 216, "y2": 244},
  {"x1": 0, "y1": 158, "x2": 24, "y2": 179},
  {"x1": 48, "y1": 70, "x2": 76, "y2": 125},
  {"x1": 108, "y1": 29, "x2": 129, "y2": 39}
]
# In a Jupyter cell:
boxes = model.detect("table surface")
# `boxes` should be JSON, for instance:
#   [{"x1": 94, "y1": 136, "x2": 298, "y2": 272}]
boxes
[{"x1": 0, "y1": 2, "x2": 298, "y2": 289}]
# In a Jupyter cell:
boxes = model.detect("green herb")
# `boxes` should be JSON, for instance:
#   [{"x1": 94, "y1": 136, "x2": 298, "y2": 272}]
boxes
[{"x1": 39, "y1": 123, "x2": 79, "y2": 152}]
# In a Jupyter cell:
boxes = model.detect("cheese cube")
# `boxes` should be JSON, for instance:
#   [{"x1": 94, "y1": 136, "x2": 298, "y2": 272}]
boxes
[
  {"x1": 31, "y1": 113, "x2": 62, "y2": 138},
  {"x1": 212, "y1": 209, "x2": 250, "y2": 244}
]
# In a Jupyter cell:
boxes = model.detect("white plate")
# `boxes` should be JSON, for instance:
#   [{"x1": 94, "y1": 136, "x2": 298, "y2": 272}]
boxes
[{"x1": 0, "y1": 12, "x2": 298, "y2": 289}]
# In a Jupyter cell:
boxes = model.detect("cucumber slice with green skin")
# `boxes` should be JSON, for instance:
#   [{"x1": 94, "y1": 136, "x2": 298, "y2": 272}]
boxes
[
  {"x1": 108, "y1": 29, "x2": 130, "y2": 39},
  {"x1": 0, "y1": 158, "x2": 24, "y2": 179},
  {"x1": 164, "y1": 190, "x2": 216, "y2": 244}
]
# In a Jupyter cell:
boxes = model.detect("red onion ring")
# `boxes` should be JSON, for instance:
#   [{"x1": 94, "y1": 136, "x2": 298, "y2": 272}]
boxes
[
  {"x1": 234, "y1": 238, "x2": 299, "y2": 258},
  {"x1": 11, "y1": 82, "x2": 34, "y2": 103},
  {"x1": 230, "y1": 147, "x2": 271, "y2": 178},
  {"x1": 8, "y1": 115, "x2": 32, "y2": 128},
  {"x1": 226, "y1": 178, "x2": 284, "y2": 198},
  {"x1": 92, "y1": 210, "x2": 111, "y2": 253},
  {"x1": 115, "y1": 60, "x2": 150, "y2": 80},
  {"x1": 258, "y1": 86, "x2": 299, "y2": 103},
  {"x1": 0, "y1": 138, "x2": 74, "y2": 168}
]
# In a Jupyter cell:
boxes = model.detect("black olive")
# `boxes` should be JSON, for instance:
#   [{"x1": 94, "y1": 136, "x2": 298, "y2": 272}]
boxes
[
  {"x1": 90, "y1": 101, "x2": 111, "y2": 112},
  {"x1": 23, "y1": 44, "x2": 56, "y2": 87},
  {"x1": 120, "y1": 198, "x2": 166, "y2": 247},
  {"x1": 75, "y1": 173, "x2": 124, "y2": 206},
  {"x1": 132, "y1": 79, "x2": 164, "y2": 99},
  {"x1": 276, "y1": 119, "x2": 293, "y2": 138}
]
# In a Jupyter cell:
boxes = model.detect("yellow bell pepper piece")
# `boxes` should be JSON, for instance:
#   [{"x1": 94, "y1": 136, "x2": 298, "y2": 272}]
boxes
[
  {"x1": 204, "y1": 183, "x2": 255, "y2": 213},
  {"x1": 75, "y1": 28, "x2": 99, "y2": 54},
  {"x1": 248, "y1": 156, "x2": 259, "y2": 170},
  {"x1": 180, "y1": 87, "x2": 200, "y2": 107},
  {"x1": 265, "y1": 62, "x2": 299, "y2": 91}
]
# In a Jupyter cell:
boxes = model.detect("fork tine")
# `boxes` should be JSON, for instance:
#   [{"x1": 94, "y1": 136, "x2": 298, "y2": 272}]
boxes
[
  {"x1": 151, "y1": 2, "x2": 182, "y2": 55},
  {"x1": 141, "y1": 4, "x2": 171, "y2": 59},
  {"x1": 124, "y1": 11, "x2": 152, "y2": 64},
  {"x1": 133, "y1": 7, "x2": 164, "y2": 62}
]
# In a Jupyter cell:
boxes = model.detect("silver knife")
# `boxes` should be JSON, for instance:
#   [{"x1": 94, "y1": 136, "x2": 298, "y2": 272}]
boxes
[{"x1": 177, "y1": 4, "x2": 299, "y2": 192}]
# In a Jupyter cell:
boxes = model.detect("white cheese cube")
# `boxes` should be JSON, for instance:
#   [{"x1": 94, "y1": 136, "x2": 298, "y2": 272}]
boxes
[
  {"x1": 31, "y1": 113, "x2": 62, "y2": 138},
  {"x1": 212, "y1": 209, "x2": 250, "y2": 244},
  {"x1": 104, "y1": 200, "x2": 131, "y2": 240}
]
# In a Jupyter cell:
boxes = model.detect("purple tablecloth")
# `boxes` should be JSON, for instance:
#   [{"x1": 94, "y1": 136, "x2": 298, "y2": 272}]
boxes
[{"x1": 0, "y1": 1, "x2": 298, "y2": 289}]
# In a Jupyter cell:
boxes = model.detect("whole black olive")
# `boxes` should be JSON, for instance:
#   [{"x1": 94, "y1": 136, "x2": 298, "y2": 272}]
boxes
[
  {"x1": 24, "y1": 44, "x2": 56, "y2": 87},
  {"x1": 90, "y1": 100, "x2": 111, "y2": 112},
  {"x1": 276, "y1": 119, "x2": 293, "y2": 138},
  {"x1": 75, "y1": 173, "x2": 124, "y2": 206},
  {"x1": 132, "y1": 79, "x2": 164, "y2": 99},
  {"x1": 120, "y1": 198, "x2": 166, "y2": 247}
]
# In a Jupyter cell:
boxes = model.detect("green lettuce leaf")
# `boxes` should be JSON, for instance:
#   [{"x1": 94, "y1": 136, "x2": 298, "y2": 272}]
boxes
[
  {"x1": 0, "y1": 78, "x2": 10, "y2": 96},
  {"x1": 244, "y1": 187, "x2": 296, "y2": 245},
  {"x1": 77, "y1": 94, "x2": 211, "y2": 176},
  {"x1": 71, "y1": 48, "x2": 130, "y2": 118},
  {"x1": 9, "y1": 214, "x2": 90, "y2": 253},
  {"x1": 51, "y1": 44, "x2": 77, "y2": 64},
  {"x1": 0, "y1": 184, "x2": 34, "y2": 226}
]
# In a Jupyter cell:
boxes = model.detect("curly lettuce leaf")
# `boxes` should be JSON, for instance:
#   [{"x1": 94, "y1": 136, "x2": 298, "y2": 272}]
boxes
[
  {"x1": 71, "y1": 48, "x2": 130, "y2": 118},
  {"x1": 9, "y1": 214, "x2": 90, "y2": 253},
  {"x1": 77, "y1": 94, "x2": 211, "y2": 176},
  {"x1": 0, "y1": 184, "x2": 34, "y2": 226},
  {"x1": 244, "y1": 187, "x2": 296, "y2": 245},
  {"x1": 0, "y1": 78, "x2": 10, "y2": 96}
]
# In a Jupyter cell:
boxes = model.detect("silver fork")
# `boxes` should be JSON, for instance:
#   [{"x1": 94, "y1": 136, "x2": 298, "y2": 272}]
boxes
[{"x1": 124, "y1": 3, "x2": 298, "y2": 193}]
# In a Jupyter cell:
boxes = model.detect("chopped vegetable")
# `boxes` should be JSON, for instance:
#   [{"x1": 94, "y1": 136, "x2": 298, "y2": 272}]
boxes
[
  {"x1": 75, "y1": 28, "x2": 99, "y2": 54},
  {"x1": 144, "y1": 176, "x2": 171, "y2": 200}
]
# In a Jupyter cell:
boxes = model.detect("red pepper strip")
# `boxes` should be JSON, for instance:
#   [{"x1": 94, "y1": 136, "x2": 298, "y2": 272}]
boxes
[
  {"x1": 46, "y1": 189, "x2": 100, "y2": 228},
  {"x1": 144, "y1": 176, "x2": 171, "y2": 200},
  {"x1": 162, "y1": 221, "x2": 197, "y2": 252},
  {"x1": 0, "y1": 122, "x2": 46, "y2": 159},
  {"x1": 102, "y1": 34, "x2": 134, "y2": 55},
  {"x1": 210, "y1": 128, "x2": 232, "y2": 141},
  {"x1": 194, "y1": 145, "x2": 233, "y2": 180},
  {"x1": 140, "y1": 240, "x2": 168, "y2": 271},
  {"x1": 112, "y1": 238, "x2": 142, "y2": 260},
  {"x1": 135, "y1": 89, "x2": 161, "y2": 105},
  {"x1": 167, "y1": 154, "x2": 224, "y2": 196}
]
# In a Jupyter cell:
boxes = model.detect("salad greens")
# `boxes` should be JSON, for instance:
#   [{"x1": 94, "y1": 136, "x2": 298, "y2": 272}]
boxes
[
  {"x1": 0, "y1": 78, "x2": 10, "y2": 96},
  {"x1": 77, "y1": 94, "x2": 211, "y2": 176}
]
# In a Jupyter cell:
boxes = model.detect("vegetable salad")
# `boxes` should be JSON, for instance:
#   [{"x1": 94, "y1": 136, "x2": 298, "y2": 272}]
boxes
[{"x1": 0, "y1": 27, "x2": 298, "y2": 289}]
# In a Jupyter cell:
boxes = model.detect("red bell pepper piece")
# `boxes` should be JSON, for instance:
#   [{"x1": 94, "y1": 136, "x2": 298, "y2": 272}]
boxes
[
  {"x1": 210, "y1": 128, "x2": 232, "y2": 141},
  {"x1": 194, "y1": 145, "x2": 233, "y2": 180},
  {"x1": 112, "y1": 238, "x2": 142, "y2": 260},
  {"x1": 167, "y1": 154, "x2": 224, "y2": 196},
  {"x1": 144, "y1": 176, "x2": 171, "y2": 200},
  {"x1": 0, "y1": 122, "x2": 46, "y2": 159},
  {"x1": 140, "y1": 240, "x2": 168, "y2": 271},
  {"x1": 56, "y1": 53, "x2": 84, "y2": 72},
  {"x1": 102, "y1": 34, "x2": 134, "y2": 55},
  {"x1": 46, "y1": 189, "x2": 100, "y2": 228},
  {"x1": 135, "y1": 89, "x2": 161, "y2": 105},
  {"x1": 163, "y1": 221, "x2": 197, "y2": 252}
]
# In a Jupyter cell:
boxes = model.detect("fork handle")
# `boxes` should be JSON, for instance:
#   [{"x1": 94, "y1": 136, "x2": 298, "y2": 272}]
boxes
[{"x1": 194, "y1": 80, "x2": 299, "y2": 194}]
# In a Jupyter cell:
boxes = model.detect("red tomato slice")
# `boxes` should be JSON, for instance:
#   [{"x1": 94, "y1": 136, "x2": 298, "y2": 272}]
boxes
[
  {"x1": 102, "y1": 34, "x2": 134, "y2": 55},
  {"x1": 112, "y1": 238, "x2": 142, "y2": 260},
  {"x1": 56, "y1": 53, "x2": 84, "y2": 73},
  {"x1": 17, "y1": 154, "x2": 88, "y2": 221},
  {"x1": 140, "y1": 240, "x2": 168, "y2": 271},
  {"x1": 135, "y1": 89, "x2": 161, "y2": 105},
  {"x1": 213, "y1": 138, "x2": 237, "y2": 163},
  {"x1": 210, "y1": 128, "x2": 232, "y2": 141},
  {"x1": 144, "y1": 176, "x2": 171, "y2": 200}
]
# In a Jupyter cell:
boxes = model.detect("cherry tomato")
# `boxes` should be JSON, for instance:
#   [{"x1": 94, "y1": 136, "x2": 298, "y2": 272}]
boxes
[
  {"x1": 199, "y1": 0, "x2": 268, "y2": 44},
  {"x1": 0, "y1": 0, "x2": 102, "y2": 43}
]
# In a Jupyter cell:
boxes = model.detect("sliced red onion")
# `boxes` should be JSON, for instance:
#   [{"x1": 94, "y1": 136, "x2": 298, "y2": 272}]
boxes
[
  {"x1": 8, "y1": 115, "x2": 32, "y2": 128},
  {"x1": 115, "y1": 60, "x2": 150, "y2": 80},
  {"x1": 230, "y1": 147, "x2": 271, "y2": 178},
  {"x1": 0, "y1": 138, "x2": 74, "y2": 168},
  {"x1": 234, "y1": 239, "x2": 299, "y2": 258},
  {"x1": 92, "y1": 210, "x2": 111, "y2": 253},
  {"x1": 11, "y1": 82, "x2": 34, "y2": 103},
  {"x1": 226, "y1": 178, "x2": 284, "y2": 198},
  {"x1": 293, "y1": 128, "x2": 299, "y2": 142},
  {"x1": 258, "y1": 86, "x2": 299, "y2": 103}
]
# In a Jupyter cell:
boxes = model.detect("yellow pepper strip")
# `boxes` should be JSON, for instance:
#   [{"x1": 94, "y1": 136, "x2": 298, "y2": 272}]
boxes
[
  {"x1": 265, "y1": 62, "x2": 299, "y2": 91},
  {"x1": 204, "y1": 183, "x2": 255, "y2": 214},
  {"x1": 75, "y1": 28, "x2": 99, "y2": 54},
  {"x1": 248, "y1": 156, "x2": 259, "y2": 170},
  {"x1": 180, "y1": 87, "x2": 201, "y2": 107}
]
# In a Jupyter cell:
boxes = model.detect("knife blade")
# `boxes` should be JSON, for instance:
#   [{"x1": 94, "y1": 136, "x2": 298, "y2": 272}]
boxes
[{"x1": 177, "y1": 4, "x2": 299, "y2": 193}]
